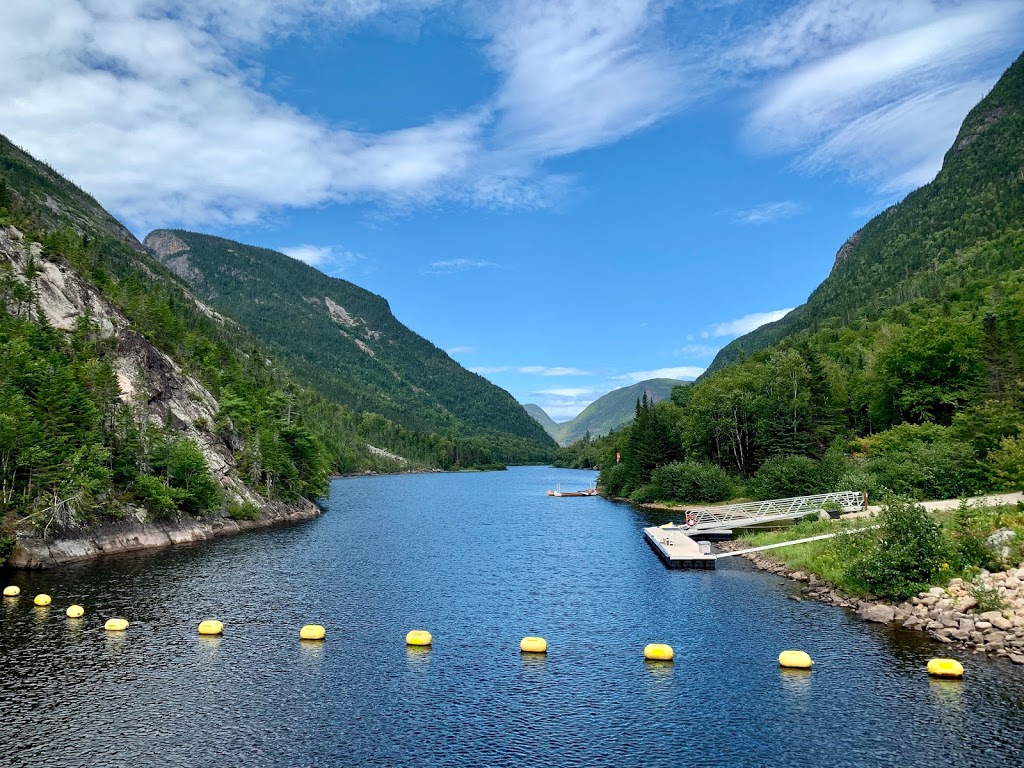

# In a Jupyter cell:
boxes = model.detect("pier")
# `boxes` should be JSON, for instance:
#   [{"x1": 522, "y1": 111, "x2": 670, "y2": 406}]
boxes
[
  {"x1": 643, "y1": 524, "x2": 716, "y2": 569},
  {"x1": 645, "y1": 491, "x2": 866, "y2": 570}
]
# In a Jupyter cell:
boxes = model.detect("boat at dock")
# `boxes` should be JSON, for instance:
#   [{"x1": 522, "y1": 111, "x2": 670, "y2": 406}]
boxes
[{"x1": 546, "y1": 484, "x2": 598, "y2": 497}]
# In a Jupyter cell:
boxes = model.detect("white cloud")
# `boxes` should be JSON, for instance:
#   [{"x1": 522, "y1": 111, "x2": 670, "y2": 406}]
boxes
[
  {"x1": 280, "y1": 243, "x2": 369, "y2": 274},
  {"x1": 281, "y1": 245, "x2": 333, "y2": 266},
  {"x1": 0, "y1": 0, "x2": 693, "y2": 229},
  {"x1": 613, "y1": 367, "x2": 704, "y2": 383},
  {"x1": 536, "y1": 387, "x2": 599, "y2": 398},
  {"x1": 446, "y1": 345, "x2": 475, "y2": 354},
  {"x1": 735, "y1": 0, "x2": 1024, "y2": 195},
  {"x1": 733, "y1": 200, "x2": 805, "y2": 225},
  {"x1": 478, "y1": 0, "x2": 693, "y2": 158},
  {"x1": 702, "y1": 308, "x2": 793, "y2": 338},
  {"x1": 428, "y1": 258, "x2": 498, "y2": 273},
  {"x1": 801, "y1": 79, "x2": 993, "y2": 193},
  {"x1": 471, "y1": 365, "x2": 593, "y2": 376},
  {"x1": 674, "y1": 343, "x2": 719, "y2": 358}
]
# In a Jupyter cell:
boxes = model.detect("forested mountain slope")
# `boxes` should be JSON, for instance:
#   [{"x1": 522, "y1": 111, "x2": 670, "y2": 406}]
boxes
[
  {"x1": 707, "y1": 51, "x2": 1024, "y2": 375},
  {"x1": 524, "y1": 404, "x2": 559, "y2": 437},
  {"x1": 0, "y1": 132, "x2": 551, "y2": 565},
  {"x1": 584, "y1": 52, "x2": 1024, "y2": 508},
  {"x1": 144, "y1": 229, "x2": 554, "y2": 453}
]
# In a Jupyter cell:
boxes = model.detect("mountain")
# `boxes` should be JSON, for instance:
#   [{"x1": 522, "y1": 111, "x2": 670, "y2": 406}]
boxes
[
  {"x1": 706, "y1": 51, "x2": 1024, "y2": 375},
  {"x1": 524, "y1": 403, "x2": 559, "y2": 437},
  {"x1": 143, "y1": 230, "x2": 555, "y2": 458},
  {"x1": 527, "y1": 378, "x2": 685, "y2": 446},
  {"x1": 0, "y1": 131, "x2": 555, "y2": 566},
  {"x1": 0, "y1": 133, "x2": 335, "y2": 564},
  {"x1": 593, "y1": 51, "x2": 1024, "y2": 505}
]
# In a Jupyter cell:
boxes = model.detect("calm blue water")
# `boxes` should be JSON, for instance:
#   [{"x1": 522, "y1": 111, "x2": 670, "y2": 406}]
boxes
[{"x1": 2, "y1": 466, "x2": 1024, "y2": 767}]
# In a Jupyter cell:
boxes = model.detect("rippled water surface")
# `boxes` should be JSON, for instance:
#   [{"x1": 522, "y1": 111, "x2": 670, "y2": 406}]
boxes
[{"x1": 3, "y1": 467, "x2": 1024, "y2": 767}]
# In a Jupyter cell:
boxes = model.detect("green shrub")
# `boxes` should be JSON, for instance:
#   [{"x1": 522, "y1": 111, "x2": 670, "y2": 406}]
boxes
[
  {"x1": 599, "y1": 462, "x2": 629, "y2": 498},
  {"x1": 650, "y1": 460, "x2": 734, "y2": 503},
  {"x1": 834, "y1": 466, "x2": 883, "y2": 500},
  {"x1": 971, "y1": 578, "x2": 1008, "y2": 613},
  {"x1": 863, "y1": 424, "x2": 987, "y2": 499},
  {"x1": 749, "y1": 455, "x2": 827, "y2": 500},
  {"x1": 131, "y1": 474, "x2": 179, "y2": 519},
  {"x1": 165, "y1": 439, "x2": 222, "y2": 514},
  {"x1": 851, "y1": 496, "x2": 947, "y2": 600},
  {"x1": 227, "y1": 501, "x2": 260, "y2": 521},
  {"x1": 0, "y1": 533, "x2": 15, "y2": 566},
  {"x1": 629, "y1": 484, "x2": 658, "y2": 504},
  {"x1": 990, "y1": 434, "x2": 1024, "y2": 490}
]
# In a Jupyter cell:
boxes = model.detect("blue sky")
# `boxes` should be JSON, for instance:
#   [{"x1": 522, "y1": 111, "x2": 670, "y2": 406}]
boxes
[{"x1": 3, "y1": 1, "x2": 1023, "y2": 420}]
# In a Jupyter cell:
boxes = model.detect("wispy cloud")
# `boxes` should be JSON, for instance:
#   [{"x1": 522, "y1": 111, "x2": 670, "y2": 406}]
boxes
[
  {"x1": 536, "y1": 387, "x2": 598, "y2": 397},
  {"x1": 446, "y1": 345, "x2": 475, "y2": 355},
  {"x1": 702, "y1": 308, "x2": 793, "y2": 338},
  {"x1": 732, "y1": 200, "x2": 805, "y2": 225},
  {"x1": 734, "y1": 0, "x2": 1024, "y2": 195},
  {"x1": 428, "y1": 258, "x2": 499, "y2": 274},
  {"x1": 613, "y1": 366, "x2": 704, "y2": 383},
  {"x1": 472, "y1": 365, "x2": 593, "y2": 376},
  {"x1": 674, "y1": 343, "x2": 719, "y2": 358},
  {"x1": 0, "y1": 0, "x2": 696, "y2": 229},
  {"x1": 280, "y1": 244, "x2": 369, "y2": 275},
  {"x1": 479, "y1": 0, "x2": 695, "y2": 159}
]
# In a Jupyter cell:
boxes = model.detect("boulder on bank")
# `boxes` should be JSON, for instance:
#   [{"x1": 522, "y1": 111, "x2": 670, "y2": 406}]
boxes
[{"x1": 858, "y1": 604, "x2": 897, "y2": 624}]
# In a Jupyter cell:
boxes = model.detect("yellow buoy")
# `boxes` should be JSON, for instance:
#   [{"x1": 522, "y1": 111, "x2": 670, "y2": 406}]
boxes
[
  {"x1": 928, "y1": 658, "x2": 964, "y2": 678},
  {"x1": 520, "y1": 636, "x2": 548, "y2": 653},
  {"x1": 33, "y1": 593, "x2": 51, "y2": 607},
  {"x1": 300, "y1": 624, "x2": 326, "y2": 641},
  {"x1": 198, "y1": 620, "x2": 224, "y2": 636},
  {"x1": 644, "y1": 643, "x2": 674, "y2": 661},
  {"x1": 778, "y1": 650, "x2": 813, "y2": 669},
  {"x1": 406, "y1": 629, "x2": 432, "y2": 646},
  {"x1": 104, "y1": 618, "x2": 129, "y2": 632},
  {"x1": 66, "y1": 604, "x2": 85, "y2": 619},
  {"x1": 3, "y1": 586, "x2": 20, "y2": 597}
]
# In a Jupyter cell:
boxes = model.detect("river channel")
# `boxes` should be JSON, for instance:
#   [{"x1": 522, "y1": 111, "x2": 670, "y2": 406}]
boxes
[{"x1": 2, "y1": 466, "x2": 1024, "y2": 767}]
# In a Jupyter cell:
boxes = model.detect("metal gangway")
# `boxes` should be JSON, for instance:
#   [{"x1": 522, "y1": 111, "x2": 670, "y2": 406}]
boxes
[{"x1": 684, "y1": 491, "x2": 865, "y2": 533}]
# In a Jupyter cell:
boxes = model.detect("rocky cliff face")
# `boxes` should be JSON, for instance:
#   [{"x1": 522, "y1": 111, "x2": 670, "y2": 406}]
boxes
[
  {"x1": 0, "y1": 225, "x2": 319, "y2": 567},
  {"x1": 830, "y1": 229, "x2": 862, "y2": 272}
]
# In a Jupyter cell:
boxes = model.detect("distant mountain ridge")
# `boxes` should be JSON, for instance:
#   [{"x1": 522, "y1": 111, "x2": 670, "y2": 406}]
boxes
[
  {"x1": 527, "y1": 378, "x2": 685, "y2": 445},
  {"x1": 144, "y1": 229, "x2": 555, "y2": 453}
]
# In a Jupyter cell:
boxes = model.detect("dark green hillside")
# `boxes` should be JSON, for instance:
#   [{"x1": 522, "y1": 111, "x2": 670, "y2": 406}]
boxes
[
  {"x1": 0, "y1": 131, "x2": 551, "y2": 556},
  {"x1": 524, "y1": 403, "x2": 559, "y2": 439},
  {"x1": 144, "y1": 230, "x2": 554, "y2": 457},
  {"x1": 708, "y1": 51, "x2": 1024, "y2": 374}
]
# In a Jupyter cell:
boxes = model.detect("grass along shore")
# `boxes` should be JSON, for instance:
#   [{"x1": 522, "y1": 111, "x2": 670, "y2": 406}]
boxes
[{"x1": 735, "y1": 495, "x2": 1024, "y2": 600}]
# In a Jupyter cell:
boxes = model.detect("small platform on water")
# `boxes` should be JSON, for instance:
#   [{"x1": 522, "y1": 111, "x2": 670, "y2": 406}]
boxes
[{"x1": 643, "y1": 524, "x2": 717, "y2": 570}]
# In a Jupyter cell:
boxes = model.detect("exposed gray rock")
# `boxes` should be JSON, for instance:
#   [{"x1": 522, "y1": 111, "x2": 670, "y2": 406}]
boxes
[{"x1": 858, "y1": 604, "x2": 896, "y2": 624}]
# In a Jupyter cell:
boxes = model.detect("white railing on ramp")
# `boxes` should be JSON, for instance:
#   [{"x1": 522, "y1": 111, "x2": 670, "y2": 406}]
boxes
[{"x1": 685, "y1": 491, "x2": 865, "y2": 533}]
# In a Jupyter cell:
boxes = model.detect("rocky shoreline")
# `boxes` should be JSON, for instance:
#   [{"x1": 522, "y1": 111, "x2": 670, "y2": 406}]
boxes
[
  {"x1": 720, "y1": 541, "x2": 1024, "y2": 664},
  {"x1": 6, "y1": 498, "x2": 321, "y2": 569}
]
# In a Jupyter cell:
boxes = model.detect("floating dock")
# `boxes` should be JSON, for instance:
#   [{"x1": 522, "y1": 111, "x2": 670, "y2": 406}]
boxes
[{"x1": 643, "y1": 524, "x2": 716, "y2": 570}]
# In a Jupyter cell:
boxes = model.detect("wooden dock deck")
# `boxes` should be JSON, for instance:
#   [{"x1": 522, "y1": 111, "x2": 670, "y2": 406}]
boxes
[{"x1": 643, "y1": 524, "x2": 717, "y2": 570}]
